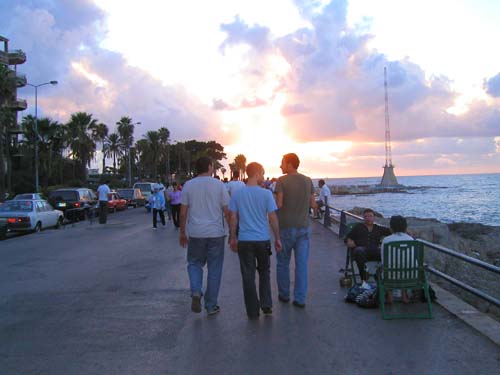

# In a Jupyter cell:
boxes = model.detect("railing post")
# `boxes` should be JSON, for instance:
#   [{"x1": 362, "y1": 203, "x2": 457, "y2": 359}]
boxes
[{"x1": 339, "y1": 210, "x2": 347, "y2": 238}]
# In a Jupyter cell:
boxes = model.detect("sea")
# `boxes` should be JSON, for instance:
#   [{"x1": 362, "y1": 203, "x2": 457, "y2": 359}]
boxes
[{"x1": 314, "y1": 173, "x2": 500, "y2": 227}]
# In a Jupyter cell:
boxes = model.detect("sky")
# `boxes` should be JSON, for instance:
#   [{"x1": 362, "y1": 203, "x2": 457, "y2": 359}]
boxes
[{"x1": 1, "y1": 0, "x2": 500, "y2": 178}]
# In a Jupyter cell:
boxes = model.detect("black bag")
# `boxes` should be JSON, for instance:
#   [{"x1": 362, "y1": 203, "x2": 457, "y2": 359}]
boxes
[
  {"x1": 356, "y1": 288, "x2": 379, "y2": 308},
  {"x1": 344, "y1": 285, "x2": 364, "y2": 303}
]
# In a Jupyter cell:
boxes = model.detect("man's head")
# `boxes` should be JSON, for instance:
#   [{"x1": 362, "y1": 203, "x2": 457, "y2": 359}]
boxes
[
  {"x1": 246, "y1": 162, "x2": 265, "y2": 184},
  {"x1": 318, "y1": 179, "x2": 325, "y2": 187},
  {"x1": 280, "y1": 153, "x2": 300, "y2": 174},
  {"x1": 363, "y1": 208, "x2": 375, "y2": 225},
  {"x1": 390, "y1": 215, "x2": 407, "y2": 233},
  {"x1": 195, "y1": 156, "x2": 213, "y2": 175}
]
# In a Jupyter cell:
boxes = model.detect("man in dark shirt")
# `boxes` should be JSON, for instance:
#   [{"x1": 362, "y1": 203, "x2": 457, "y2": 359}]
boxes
[{"x1": 345, "y1": 208, "x2": 391, "y2": 281}]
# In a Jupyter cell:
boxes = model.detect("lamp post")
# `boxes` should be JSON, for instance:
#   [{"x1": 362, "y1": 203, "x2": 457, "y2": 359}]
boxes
[
  {"x1": 128, "y1": 121, "x2": 141, "y2": 186},
  {"x1": 27, "y1": 80, "x2": 58, "y2": 193}
]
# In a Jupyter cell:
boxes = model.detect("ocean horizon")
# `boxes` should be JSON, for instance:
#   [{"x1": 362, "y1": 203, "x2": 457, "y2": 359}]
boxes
[{"x1": 311, "y1": 173, "x2": 500, "y2": 227}]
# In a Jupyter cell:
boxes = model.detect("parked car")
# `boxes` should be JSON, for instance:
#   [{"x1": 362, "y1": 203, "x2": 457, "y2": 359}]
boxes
[
  {"x1": 116, "y1": 188, "x2": 145, "y2": 208},
  {"x1": 48, "y1": 188, "x2": 97, "y2": 221},
  {"x1": 0, "y1": 199, "x2": 64, "y2": 233},
  {"x1": 14, "y1": 193, "x2": 45, "y2": 200},
  {"x1": 0, "y1": 217, "x2": 7, "y2": 239},
  {"x1": 107, "y1": 192, "x2": 127, "y2": 212}
]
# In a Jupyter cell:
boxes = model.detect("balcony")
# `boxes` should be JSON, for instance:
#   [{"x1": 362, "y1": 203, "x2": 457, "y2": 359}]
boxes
[
  {"x1": 7, "y1": 70, "x2": 27, "y2": 87},
  {"x1": 7, "y1": 50, "x2": 26, "y2": 65},
  {"x1": 5, "y1": 98, "x2": 27, "y2": 111},
  {"x1": 0, "y1": 50, "x2": 8, "y2": 64}
]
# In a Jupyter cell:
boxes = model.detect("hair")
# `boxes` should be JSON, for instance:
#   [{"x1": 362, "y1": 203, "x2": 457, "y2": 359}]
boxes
[
  {"x1": 282, "y1": 153, "x2": 300, "y2": 169},
  {"x1": 363, "y1": 208, "x2": 374, "y2": 215},
  {"x1": 195, "y1": 156, "x2": 213, "y2": 174},
  {"x1": 232, "y1": 170, "x2": 240, "y2": 179},
  {"x1": 246, "y1": 162, "x2": 264, "y2": 178},
  {"x1": 319, "y1": 179, "x2": 325, "y2": 186},
  {"x1": 390, "y1": 215, "x2": 407, "y2": 233}
]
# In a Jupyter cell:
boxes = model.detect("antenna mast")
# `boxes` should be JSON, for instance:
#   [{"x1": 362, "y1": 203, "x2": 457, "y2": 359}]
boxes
[{"x1": 384, "y1": 66, "x2": 393, "y2": 167}]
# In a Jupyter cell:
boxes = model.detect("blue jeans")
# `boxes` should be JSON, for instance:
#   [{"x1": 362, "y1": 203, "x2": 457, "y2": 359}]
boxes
[
  {"x1": 276, "y1": 227, "x2": 310, "y2": 304},
  {"x1": 187, "y1": 236, "x2": 225, "y2": 312}
]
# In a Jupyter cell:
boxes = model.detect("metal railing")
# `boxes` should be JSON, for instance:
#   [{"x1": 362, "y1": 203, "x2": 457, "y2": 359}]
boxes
[{"x1": 327, "y1": 207, "x2": 500, "y2": 308}]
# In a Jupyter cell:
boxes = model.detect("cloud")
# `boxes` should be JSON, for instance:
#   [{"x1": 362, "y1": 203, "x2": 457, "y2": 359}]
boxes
[
  {"x1": 485, "y1": 73, "x2": 500, "y2": 97},
  {"x1": 219, "y1": 16, "x2": 272, "y2": 54},
  {"x1": 1, "y1": 0, "x2": 221, "y2": 141}
]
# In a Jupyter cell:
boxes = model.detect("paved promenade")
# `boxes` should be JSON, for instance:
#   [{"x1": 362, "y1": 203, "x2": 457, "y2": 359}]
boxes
[{"x1": 0, "y1": 209, "x2": 498, "y2": 374}]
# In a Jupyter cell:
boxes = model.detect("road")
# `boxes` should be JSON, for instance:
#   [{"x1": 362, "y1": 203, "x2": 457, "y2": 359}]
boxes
[{"x1": 0, "y1": 208, "x2": 498, "y2": 374}]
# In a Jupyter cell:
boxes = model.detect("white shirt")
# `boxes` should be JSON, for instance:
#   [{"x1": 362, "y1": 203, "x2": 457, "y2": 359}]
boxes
[
  {"x1": 181, "y1": 176, "x2": 230, "y2": 238},
  {"x1": 227, "y1": 180, "x2": 245, "y2": 196},
  {"x1": 381, "y1": 232, "x2": 414, "y2": 265},
  {"x1": 97, "y1": 184, "x2": 111, "y2": 201},
  {"x1": 319, "y1": 184, "x2": 331, "y2": 204}
]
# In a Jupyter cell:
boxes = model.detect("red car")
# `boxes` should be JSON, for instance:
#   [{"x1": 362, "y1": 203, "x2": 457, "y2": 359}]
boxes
[{"x1": 107, "y1": 192, "x2": 127, "y2": 212}]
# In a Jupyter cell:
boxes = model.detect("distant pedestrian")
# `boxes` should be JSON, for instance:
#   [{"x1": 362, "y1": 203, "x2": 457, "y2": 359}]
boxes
[
  {"x1": 97, "y1": 180, "x2": 111, "y2": 224},
  {"x1": 169, "y1": 183, "x2": 182, "y2": 229},
  {"x1": 275, "y1": 153, "x2": 316, "y2": 308},
  {"x1": 180, "y1": 156, "x2": 230, "y2": 315},
  {"x1": 229, "y1": 162, "x2": 281, "y2": 319},
  {"x1": 227, "y1": 171, "x2": 245, "y2": 196},
  {"x1": 150, "y1": 185, "x2": 166, "y2": 229},
  {"x1": 165, "y1": 182, "x2": 173, "y2": 220}
]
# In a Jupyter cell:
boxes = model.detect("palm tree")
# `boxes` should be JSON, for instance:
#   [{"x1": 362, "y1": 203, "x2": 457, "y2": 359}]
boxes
[
  {"x1": 234, "y1": 154, "x2": 247, "y2": 180},
  {"x1": 91, "y1": 122, "x2": 108, "y2": 174},
  {"x1": 103, "y1": 133, "x2": 122, "y2": 174},
  {"x1": 65, "y1": 112, "x2": 98, "y2": 182},
  {"x1": 158, "y1": 127, "x2": 170, "y2": 178},
  {"x1": 144, "y1": 130, "x2": 161, "y2": 177},
  {"x1": 116, "y1": 116, "x2": 136, "y2": 182},
  {"x1": 220, "y1": 167, "x2": 227, "y2": 179}
]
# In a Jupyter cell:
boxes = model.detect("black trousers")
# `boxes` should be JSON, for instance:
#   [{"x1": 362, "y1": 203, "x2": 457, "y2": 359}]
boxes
[
  {"x1": 237, "y1": 241, "x2": 272, "y2": 317},
  {"x1": 171, "y1": 204, "x2": 180, "y2": 228},
  {"x1": 352, "y1": 246, "x2": 380, "y2": 281},
  {"x1": 153, "y1": 208, "x2": 165, "y2": 227},
  {"x1": 98, "y1": 201, "x2": 108, "y2": 224}
]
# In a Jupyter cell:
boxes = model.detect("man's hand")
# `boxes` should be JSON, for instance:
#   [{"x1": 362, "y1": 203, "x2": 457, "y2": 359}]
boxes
[
  {"x1": 275, "y1": 239, "x2": 282, "y2": 252},
  {"x1": 179, "y1": 232, "x2": 188, "y2": 248},
  {"x1": 346, "y1": 238, "x2": 356, "y2": 248},
  {"x1": 230, "y1": 237, "x2": 238, "y2": 252}
]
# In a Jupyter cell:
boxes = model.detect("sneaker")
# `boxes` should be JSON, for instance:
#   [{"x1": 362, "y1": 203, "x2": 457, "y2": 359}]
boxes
[
  {"x1": 152, "y1": 227, "x2": 157, "y2": 230},
  {"x1": 207, "y1": 306, "x2": 220, "y2": 315},
  {"x1": 292, "y1": 301, "x2": 305, "y2": 308},
  {"x1": 278, "y1": 295, "x2": 290, "y2": 303},
  {"x1": 191, "y1": 295, "x2": 202, "y2": 313},
  {"x1": 262, "y1": 307, "x2": 273, "y2": 316}
]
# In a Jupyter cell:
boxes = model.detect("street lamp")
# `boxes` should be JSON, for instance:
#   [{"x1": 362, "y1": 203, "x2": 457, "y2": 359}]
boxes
[
  {"x1": 128, "y1": 121, "x2": 141, "y2": 186},
  {"x1": 27, "y1": 80, "x2": 58, "y2": 193}
]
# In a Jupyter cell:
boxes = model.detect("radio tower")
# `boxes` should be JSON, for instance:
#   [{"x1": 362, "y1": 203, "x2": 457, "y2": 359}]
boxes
[{"x1": 380, "y1": 66, "x2": 399, "y2": 187}]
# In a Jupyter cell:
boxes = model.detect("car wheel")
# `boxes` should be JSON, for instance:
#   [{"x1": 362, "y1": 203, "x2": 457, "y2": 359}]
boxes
[
  {"x1": 55, "y1": 216, "x2": 64, "y2": 229},
  {"x1": 34, "y1": 222, "x2": 42, "y2": 233}
]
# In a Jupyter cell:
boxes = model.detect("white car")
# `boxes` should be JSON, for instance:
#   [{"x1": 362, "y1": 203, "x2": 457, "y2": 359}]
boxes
[{"x1": 0, "y1": 199, "x2": 64, "y2": 233}]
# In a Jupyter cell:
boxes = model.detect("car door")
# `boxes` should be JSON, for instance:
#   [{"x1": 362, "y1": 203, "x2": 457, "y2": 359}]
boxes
[
  {"x1": 35, "y1": 201, "x2": 47, "y2": 228},
  {"x1": 44, "y1": 201, "x2": 58, "y2": 227}
]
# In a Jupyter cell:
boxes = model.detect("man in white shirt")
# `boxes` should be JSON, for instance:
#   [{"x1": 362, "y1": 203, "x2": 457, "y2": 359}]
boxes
[
  {"x1": 226, "y1": 171, "x2": 245, "y2": 196},
  {"x1": 180, "y1": 157, "x2": 231, "y2": 315},
  {"x1": 97, "y1": 180, "x2": 111, "y2": 224},
  {"x1": 314, "y1": 179, "x2": 331, "y2": 226}
]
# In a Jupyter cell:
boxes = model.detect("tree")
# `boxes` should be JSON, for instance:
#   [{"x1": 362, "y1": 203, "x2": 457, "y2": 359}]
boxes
[
  {"x1": 103, "y1": 133, "x2": 122, "y2": 174},
  {"x1": 220, "y1": 167, "x2": 227, "y2": 179},
  {"x1": 144, "y1": 130, "x2": 161, "y2": 177},
  {"x1": 91, "y1": 122, "x2": 108, "y2": 173},
  {"x1": 234, "y1": 154, "x2": 247, "y2": 179},
  {"x1": 158, "y1": 126, "x2": 170, "y2": 179},
  {"x1": 65, "y1": 112, "x2": 98, "y2": 182}
]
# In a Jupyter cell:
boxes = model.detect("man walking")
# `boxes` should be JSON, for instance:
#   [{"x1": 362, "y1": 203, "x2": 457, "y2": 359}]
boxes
[
  {"x1": 180, "y1": 156, "x2": 230, "y2": 315},
  {"x1": 275, "y1": 153, "x2": 316, "y2": 308},
  {"x1": 150, "y1": 185, "x2": 166, "y2": 229},
  {"x1": 229, "y1": 162, "x2": 281, "y2": 319},
  {"x1": 97, "y1": 180, "x2": 111, "y2": 224}
]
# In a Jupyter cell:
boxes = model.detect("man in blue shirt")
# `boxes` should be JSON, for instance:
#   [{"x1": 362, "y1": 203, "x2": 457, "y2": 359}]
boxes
[{"x1": 229, "y1": 162, "x2": 282, "y2": 319}]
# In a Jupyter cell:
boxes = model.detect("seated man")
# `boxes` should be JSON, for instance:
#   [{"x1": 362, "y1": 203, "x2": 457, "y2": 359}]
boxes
[
  {"x1": 345, "y1": 208, "x2": 391, "y2": 282},
  {"x1": 381, "y1": 215, "x2": 414, "y2": 303}
]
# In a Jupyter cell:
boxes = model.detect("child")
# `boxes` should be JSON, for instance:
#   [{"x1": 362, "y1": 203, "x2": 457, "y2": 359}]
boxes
[{"x1": 150, "y1": 185, "x2": 166, "y2": 229}]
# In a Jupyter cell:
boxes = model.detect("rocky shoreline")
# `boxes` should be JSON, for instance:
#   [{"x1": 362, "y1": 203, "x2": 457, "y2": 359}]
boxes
[{"x1": 344, "y1": 207, "x2": 500, "y2": 317}]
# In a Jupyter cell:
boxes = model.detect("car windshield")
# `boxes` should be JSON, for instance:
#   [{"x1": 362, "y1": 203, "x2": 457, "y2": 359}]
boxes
[
  {"x1": 0, "y1": 200, "x2": 33, "y2": 212},
  {"x1": 15, "y1": 194, "x2": 38, "y2": 200},
  {"x1": 117, "y1": 190, "x2": 133, "y2": 198},
  {"x1": 135, "y1": 184, "x2": 152, "y2": 193},
  {"x1": 49, "y1": 191, "x2": 78, "y2": 201}
]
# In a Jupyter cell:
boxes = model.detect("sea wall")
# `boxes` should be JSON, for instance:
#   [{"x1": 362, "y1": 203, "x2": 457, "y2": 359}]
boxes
[{"x1": 345, "y1": 207, "x2": 500, "y2": 316}]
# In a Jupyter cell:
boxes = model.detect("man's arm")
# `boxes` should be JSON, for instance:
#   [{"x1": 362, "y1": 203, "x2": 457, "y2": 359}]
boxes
[
  {"x1": 179, "y1": 204, "x2": 188, "y2": 247},
  {"x1": 268, "y1": 211, "x2": 282, "y2": 252},
  {"x1": 275, "y1": 191, "x2": 283, "y2": 209},
  {"x1": 229, "y1": 210, "x2": 238, "y2": 252}
]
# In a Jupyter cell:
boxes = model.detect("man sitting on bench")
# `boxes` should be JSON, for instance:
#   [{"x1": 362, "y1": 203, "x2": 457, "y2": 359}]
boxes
[{"x1": 345, "y1": 208, "x2": 391, "y2": 282}]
